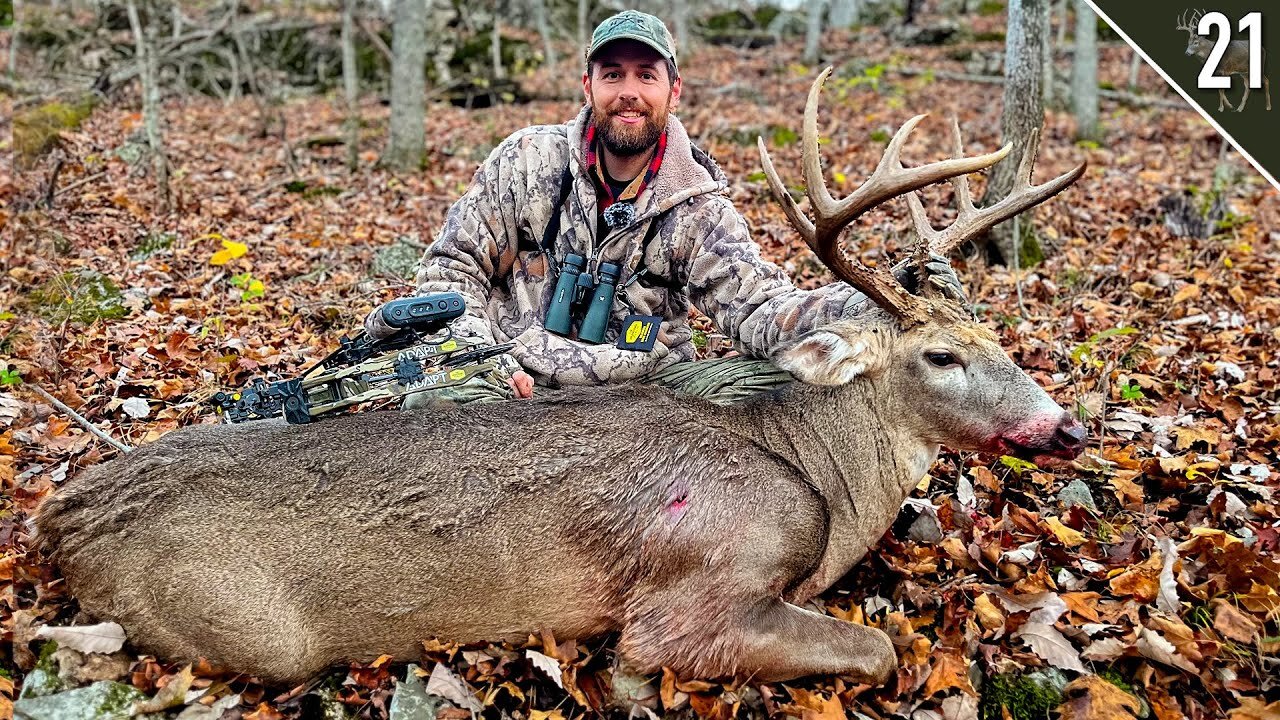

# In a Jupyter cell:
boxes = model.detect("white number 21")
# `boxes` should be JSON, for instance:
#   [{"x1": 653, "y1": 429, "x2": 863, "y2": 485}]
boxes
[{"x1": 1198, "y1": 11, "x2": 1263, "y2": 90}]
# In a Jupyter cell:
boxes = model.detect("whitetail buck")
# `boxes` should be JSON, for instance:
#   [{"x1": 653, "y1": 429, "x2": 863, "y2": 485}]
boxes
[
  {"x1": 38, "y1": 69, "x2": 1087, "y2": 689},
  {"x1": 1177, "y1": 9, "x2": 1271, "y2": 112}
]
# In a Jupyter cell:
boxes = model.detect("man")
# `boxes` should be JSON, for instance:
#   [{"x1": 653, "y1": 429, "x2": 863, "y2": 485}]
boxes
[{"x1": 365, "y1": 9, "x2": 961, "y2": 406}]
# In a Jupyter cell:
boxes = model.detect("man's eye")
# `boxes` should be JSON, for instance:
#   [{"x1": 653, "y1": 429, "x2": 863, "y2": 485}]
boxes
[{"x1": 926, "y1": 352, "x2": 959, "y2": 368}]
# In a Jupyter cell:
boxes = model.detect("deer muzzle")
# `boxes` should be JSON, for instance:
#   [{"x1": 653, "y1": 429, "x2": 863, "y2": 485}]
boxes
[{"x1": 990, "y1": 413, "x2": 1088, "y2": 466}]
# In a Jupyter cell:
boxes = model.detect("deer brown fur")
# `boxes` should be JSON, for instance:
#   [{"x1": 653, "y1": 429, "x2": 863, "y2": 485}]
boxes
[{"x1": 37, "y1": 69, "x2": 1088, "y2": 688}]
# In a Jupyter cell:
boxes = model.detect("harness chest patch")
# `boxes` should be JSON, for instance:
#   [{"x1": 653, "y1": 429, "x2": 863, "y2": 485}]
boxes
[{"x1": 616, "y1": 314, "x2": 661, "y2": 351}]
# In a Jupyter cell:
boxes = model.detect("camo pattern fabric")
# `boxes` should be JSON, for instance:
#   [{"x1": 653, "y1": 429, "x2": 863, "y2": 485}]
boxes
[{"x1": 368, "y1": 106, "x2": 859, "y2": 388}]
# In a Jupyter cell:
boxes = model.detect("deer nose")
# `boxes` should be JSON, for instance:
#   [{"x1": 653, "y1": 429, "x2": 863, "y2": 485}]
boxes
[{"x1": 1054, "y1": 417, "x2": 1087, "y2": 450}]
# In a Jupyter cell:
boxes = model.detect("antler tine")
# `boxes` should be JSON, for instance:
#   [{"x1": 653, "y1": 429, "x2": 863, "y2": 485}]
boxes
[
  {"x1": 906, "y1": 116, "x2": 975, "y2": 247},
  {"x1": 913, "y1": 126, "x2": 1088, "y2": 257}
]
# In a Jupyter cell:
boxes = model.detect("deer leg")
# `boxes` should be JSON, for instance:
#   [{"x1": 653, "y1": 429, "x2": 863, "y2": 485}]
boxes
[
  {"x1": 735, "y1": 599, "x2": 898, "y2": 682},
  {"x1": 1265, "y1": 76, "x2": 1271, "y2": 111},
  {"x1": 1219, "y1": 89, "x2": 1233, "y2": 112},
  {"x1": 1238, "y1": 83, "x2": 1250, "y2": 112},
  {"x1": 617, "y1": 594, "x2": 897, "y2": 684}
]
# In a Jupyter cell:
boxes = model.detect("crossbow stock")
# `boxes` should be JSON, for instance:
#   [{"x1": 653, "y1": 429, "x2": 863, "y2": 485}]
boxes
[{"x1": 212, "y1": 293, "x2": 514, "y2": 424}]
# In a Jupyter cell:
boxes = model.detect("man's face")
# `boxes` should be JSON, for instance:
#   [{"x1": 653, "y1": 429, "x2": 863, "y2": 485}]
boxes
[{"x1": 583, "y1": 40, "x2": 682, "y2": 158}]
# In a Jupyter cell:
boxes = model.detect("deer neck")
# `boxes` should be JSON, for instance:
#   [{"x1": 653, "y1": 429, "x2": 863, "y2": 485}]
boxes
[{"x1": 735, "y1": 379, "x2": 939, "y2": 601}]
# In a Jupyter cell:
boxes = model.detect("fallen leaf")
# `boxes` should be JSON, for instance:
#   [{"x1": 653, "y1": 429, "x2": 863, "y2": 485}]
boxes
[
  {"x1": 1135, "y1": 628, "x2": 1196, "y2": 672},
  {"x1": 1061, "y1": 592, "x2": 1103, "y2": 623},
  {"x1": 529, "y1": 711, "x2": 565, "y2": 720},
  {"x1": 34, "y1": 622, "x2": 127, "y2": 654},
  {"x1": 1212, "y1": 599, "x2": 1262, "y2": 643},
  {"x1": 424, "y1": 662, "x2": 483, "y2": 712},
  {"x1": 1155, "y1": 536, "x2": 1181, "y2": 614},
  {"x1": 134, "y1": 665, "x2": 194, "y2": 713},
  {"x1": 1013, "y1": 622, "x2": 1086, "y2": 673},
  {"x1": 209, "y1": 237, "x2": 248, "y2": 265},
  {"x1": 525, "y1": 649, "x2": 564, "y2": 690},
  {"x1": 1228, "y1": 697, "x2": 1280, "y2": 720},
  {"x1": 923, "y1": 651, "x2": 976, "y2": 697},
  {"x1": 1057, "y1": 674, "x2": 1141, "y2": 720},
  {"x1": 974, "y1": 593, "x2": 1006, "y2": 630},
  {"x1": 783, "y1": 686, "x2": 844, "y2": 720},
  {"x1": 120, "y1": 396, "x2": 150, "y2": 419},
  {"x1": 1044, "y1": 516, "x2": 1087, "y2": 547}
]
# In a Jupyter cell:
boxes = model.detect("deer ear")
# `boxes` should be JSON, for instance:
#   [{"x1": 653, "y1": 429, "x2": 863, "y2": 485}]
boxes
[{"x1": 776, "y1": 326, "x2": 877, "y2": 386}]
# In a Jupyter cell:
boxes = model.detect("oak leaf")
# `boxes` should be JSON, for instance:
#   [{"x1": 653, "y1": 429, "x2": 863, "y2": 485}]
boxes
[
  {"x1": 923, "y1": 651, "x2": 976, "y2": 697},
  {"x1": 1211, "y1": 599, "x2": 1261, "y2": 643},
  {"x1": 1044, "y1": 517, "x2": 1087, "y2": 547},
  {"x1": 1228, "y1": 697, "x2": 1280, "y2": 720},
  {"x1": 1057, "y1": 675, "x2": 1141, "y2": 720}
]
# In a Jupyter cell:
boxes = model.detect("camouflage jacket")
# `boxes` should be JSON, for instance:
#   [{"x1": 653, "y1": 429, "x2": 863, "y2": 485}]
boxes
[{"x1": 371, "y1": 107, "x2": 857, "y2": 387}]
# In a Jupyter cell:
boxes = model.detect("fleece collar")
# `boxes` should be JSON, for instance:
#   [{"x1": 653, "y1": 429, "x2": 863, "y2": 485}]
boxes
[{"x1": 567, "y1": 106, "x2": 728, "y2": 223}]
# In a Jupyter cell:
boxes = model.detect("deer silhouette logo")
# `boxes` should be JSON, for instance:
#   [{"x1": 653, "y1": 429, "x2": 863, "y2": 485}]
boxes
[{"x1": 1176, "y1": 9, "x2": 1271, "y2": 112}]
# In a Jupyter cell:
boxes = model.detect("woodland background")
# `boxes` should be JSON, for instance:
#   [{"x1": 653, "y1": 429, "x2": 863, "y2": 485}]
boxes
[{"x1": 1, "y1": 1, "x2": 1278, "y2": 719}]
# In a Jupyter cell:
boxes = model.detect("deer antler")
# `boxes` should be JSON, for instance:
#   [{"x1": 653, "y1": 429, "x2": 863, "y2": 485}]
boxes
[
  {"x1": 1176, "y1": 9, "x2": 1203, "y2": 32},
  {"x1": 904, "y1": 117, "x2": 1087, "y2": 262},
  {"x1": 757, "y1": 67, "x2": 1012, "y2": 324}
]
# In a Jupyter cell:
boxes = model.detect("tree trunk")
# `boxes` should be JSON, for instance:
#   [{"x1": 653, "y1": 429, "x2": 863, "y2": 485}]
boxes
[
  {"x1": 1042, "y1": 0, "x2": 1056, "y2": 107},
  {"x1": 126, "y1": 0, "x2": 170, "y2": 213},
  {"x1": 669, "y1": 1, "x2": 689, "y2": 58},
  {"x1": 342, "y1": 0, "x2": 360, "y2": 171},
  {"x1": 1127, "y1": 50, "x2": 1142, "y2": 90},
  {"x1": 384, "y1": 0, "x2": 427, "y2": 171},
  {"x1": 804, "y1": 0, "x2": 826, "y2": 65},
  {"x1": 8, "y1": 0, "x2": 20, "y2": 78},
  {"x1": 829, "y1": 0, "x2": 859, "y2": 28},
  {"x1": 904, "y1": 0, "x2": 925, "y2": 25},
  {"x1": 491, "y1": 4, "x2": 506, "y2": 80},
  {"x1": 577, "y1": 0, "x2": 588, "y2": 52},
  {"x1": 978, "y1": 0, "x2": 1048, "y2": 265},
  {"x1": 1071, "y1": 0, "x2": 1100, "y2": 142},
  {"x1": 532, "y1": 0, "x2": 557, "y2": 68},
  {"x1": 1055, "y1": 0, "x2": 1068, "y2": 45}
]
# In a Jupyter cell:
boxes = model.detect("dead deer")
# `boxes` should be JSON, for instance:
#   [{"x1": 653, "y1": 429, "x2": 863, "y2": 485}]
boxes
[
  {"x1": 37, "y1": 69, "x2": 1087, "y2": 689},
  {"x1": 1177, "y1": 9, "x2": 1271, "y2": 112}
]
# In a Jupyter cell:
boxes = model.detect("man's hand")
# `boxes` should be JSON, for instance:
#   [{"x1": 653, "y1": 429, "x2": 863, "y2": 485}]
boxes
[{"x1": 509, "y1": 369, "x2": 535, "y2": 399}]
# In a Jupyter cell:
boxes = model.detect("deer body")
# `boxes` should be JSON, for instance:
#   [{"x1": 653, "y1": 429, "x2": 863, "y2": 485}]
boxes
[
  {"x1": 40, "y1": 380, "x2": 944, "y2": 683},
  {"x1": 39, "y1": 68, "x2": 1088, "y2": 688},
  {"x1": 1179, "y1": 11, "x2": 1272, "y2": 112}
]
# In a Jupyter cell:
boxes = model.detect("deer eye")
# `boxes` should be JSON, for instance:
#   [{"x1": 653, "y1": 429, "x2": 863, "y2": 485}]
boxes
[{"x1": 926, "y1": 351, "x2": 960, "y2": 368}]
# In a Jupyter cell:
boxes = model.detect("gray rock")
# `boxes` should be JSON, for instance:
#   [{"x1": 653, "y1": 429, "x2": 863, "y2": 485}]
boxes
[
  {"x1": 14, "y1": 681, "x2": 145, "y2": 720},
  {"x1": 372, "y1": 237, "x2": 427, "y2": 280},
  {"x1": 1057, "y1": 479, "x2": 1098, "y2": 512},
  {"x1": 18, "y1": 669, "x2": 65, "y2": 700},
  {"x1": 390, "y1": 665, "x2": 445, "y2": 720}
]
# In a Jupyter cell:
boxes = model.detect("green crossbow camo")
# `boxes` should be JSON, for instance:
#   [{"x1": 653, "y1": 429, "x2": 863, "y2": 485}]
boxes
[{"x1": 211, "y1": 293, "x2": 514, "y2": 424}]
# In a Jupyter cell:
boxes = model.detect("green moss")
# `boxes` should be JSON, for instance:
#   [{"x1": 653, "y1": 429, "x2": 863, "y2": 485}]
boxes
[
  {"x1": 1017, "y1": 223, "x2": 1045, "y2": 267},
  {"x1": 14, "y1": 97, "x2": 96, "y2": 164},
  {"x1": 131, "y1": 232, "x2": 175, "y2": 261},
  {"x1": 977, "y1": 0, "x2": 1006, "y2": 16},
  {"x1": 1097, "y1": 667, "x2": 1134, "y2": 694},
  {"x1": 27, "y1": 270, "x2": 128, "y2": 325},
  {"x1": 980, "y1": 672, "x2": 1067, "y2": 720}
]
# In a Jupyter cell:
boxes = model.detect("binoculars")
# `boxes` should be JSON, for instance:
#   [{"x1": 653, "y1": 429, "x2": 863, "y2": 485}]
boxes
[{"x1": 545, "y1": 253, "x2": 620, "y2": 344}]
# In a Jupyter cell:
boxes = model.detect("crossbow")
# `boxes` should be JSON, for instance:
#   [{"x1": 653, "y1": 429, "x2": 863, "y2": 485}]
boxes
[{"x1": 212, "y1": 293, "x2": 514, "y2": 424}]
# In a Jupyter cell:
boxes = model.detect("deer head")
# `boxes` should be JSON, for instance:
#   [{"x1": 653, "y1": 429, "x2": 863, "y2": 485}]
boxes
[
  {"x1": 1177, "y1": 9, "x2": 1211, "y2": 57},
  {"x1": 759, "y1": 68, "x2": 1089, "y2": 465}
]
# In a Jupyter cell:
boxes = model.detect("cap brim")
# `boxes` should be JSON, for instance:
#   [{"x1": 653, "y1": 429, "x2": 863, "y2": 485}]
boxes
[{"x1": 587, "y1": 34, "x2": 675, "y2": 63}]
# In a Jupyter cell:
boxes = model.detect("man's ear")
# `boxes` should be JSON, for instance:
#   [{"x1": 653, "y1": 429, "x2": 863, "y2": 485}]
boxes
[
  {"x1": 582, "y1": 71, "x2": 592, "y2": 103},
  {"x1": 775, "y1": 325, "x2": 881, "y2": 386},
  {"x1": 670, "y1": 75, "x2": 682, "y2": 108}
]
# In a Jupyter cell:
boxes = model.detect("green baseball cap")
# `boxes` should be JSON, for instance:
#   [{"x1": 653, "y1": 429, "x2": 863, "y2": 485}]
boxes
[{"x1": 586, "y1": 10, "x2": 677, "y2": 70}]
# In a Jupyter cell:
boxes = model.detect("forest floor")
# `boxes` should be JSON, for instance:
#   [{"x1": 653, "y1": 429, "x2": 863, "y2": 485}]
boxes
[{"x1": 3, "y1": 17, "x2": 1279, "y2": 720}]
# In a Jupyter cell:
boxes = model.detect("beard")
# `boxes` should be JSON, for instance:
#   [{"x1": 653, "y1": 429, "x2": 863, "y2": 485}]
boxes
[{"x1": 591, "y1": 97, "x2": 669, "y2": 157}]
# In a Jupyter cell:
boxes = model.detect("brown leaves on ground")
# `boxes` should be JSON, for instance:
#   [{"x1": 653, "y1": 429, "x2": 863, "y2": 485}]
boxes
[
  {"x1": 1057, "y1": 675, "x2": 1141, "y2": 720},
  {"x1": 4, "y1": 7, "x2": 1280, "y2": 720}
]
